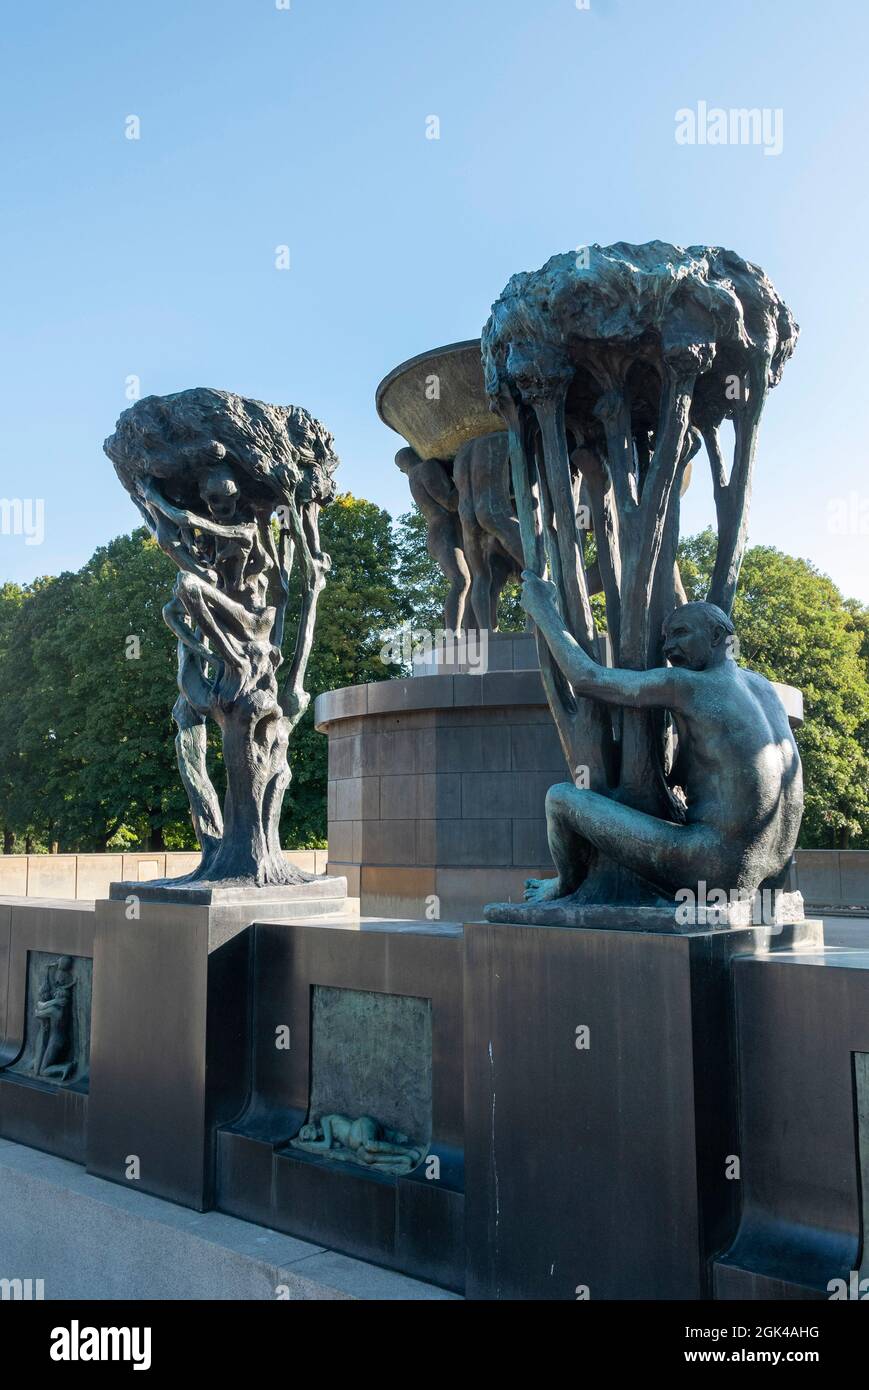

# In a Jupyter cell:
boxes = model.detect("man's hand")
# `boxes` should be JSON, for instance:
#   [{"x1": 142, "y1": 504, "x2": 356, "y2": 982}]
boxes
[{"x1": 520, "y1": 570, "x2": 560, "y2": 626}]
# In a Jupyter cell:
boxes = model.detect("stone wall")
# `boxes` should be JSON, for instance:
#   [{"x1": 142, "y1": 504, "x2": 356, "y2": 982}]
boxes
[
  {"x1": 0, "y1": 850, "x2": 328, "y2": 901},
  {"x1": 794, "y1": 850, "x2": 869, "y2": 911}
]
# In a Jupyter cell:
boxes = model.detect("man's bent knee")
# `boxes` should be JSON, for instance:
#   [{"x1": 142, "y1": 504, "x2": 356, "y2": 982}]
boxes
[{"x1": 546, "y1": 782, "x2": 582, "y2": 818}]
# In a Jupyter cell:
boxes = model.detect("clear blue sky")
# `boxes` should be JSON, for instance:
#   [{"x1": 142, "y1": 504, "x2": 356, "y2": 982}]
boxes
[{"x1": 1, "y1": 0, "x2": 867, "y2": 600}]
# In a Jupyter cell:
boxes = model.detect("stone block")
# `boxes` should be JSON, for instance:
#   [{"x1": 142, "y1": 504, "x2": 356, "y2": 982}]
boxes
[
  {"x1": 284, "y1": 851, "x2": 318, "y2": 874},
  {"x1": 479, "y1": 670, "x2": 546, "y2": 707},
  {"x1": 379, "y1": 773, "x2": 461, "y2": 821},
  {"x1": 360, "y1": 866, "x2": 436, "y2": 918},
  {"x1": 795, "y1": 849, "x2": 841, "y2": 905},
  {"x1": 314, "y1": 684, "x2": 369, "y2": 729},
  {"x1": 0, "y1": 857, "x2": 27, "y2": 897},
  {"x1": 376, "y1": 727, "x2": 428, "y2": 776},
  {"x1": 451, "y1": 674, "x2": 484, "y2": 707},
  {"x1": 512, "y1": 636, "x2": 539, "y2": 670},
  {"x1": 714, "y1": 947, "x2": 869, "y2": 1297},
  {"x1": 461, "y1": 771, "x2": 517, "y2": 819},
  {"x1": 328, "y1": 862, "x2": 360, "y2": 897},
  {"x1": 464, "y1": 917, "x2": 822, "y2": 1300},
  {"x1": 434, "y1": 724, "x2": 512, "y2": 774},
  {"x1": 334, "y1": 776, "x2": 380, "y2": 822},
  {"x1": 0, "y1": 900, "x2": 95, "y2": 1163},
  {"x1": 839, "y1": 851, "x2": 869, "y2": 908},
  {"x1": 122, "y1": 853, "x2": 167, "y2": 882},
  {"x1": 434, "y1": 867, "x2": 543, "y2": 922},
  {"x1": 328, "y1": 735, "x2": 362, "y2": 781},
  {"x1": 327, "y1": 821, "x2": 358, "y2": 864},
  {"x1": 88, "y1": 891, "x2": 346, "y2": 1210},
  {"x1": 165, "y1": 853, "x2": 202, "y2": 876},
  {"x1": 418, "y1": 819, "x2": 512, "y2": 867},
  {"x1": 25, "y1": 857, "x2": 77, "y2": 899},
  {"x1": 510, "y1": 721, "x2": 568, "y2": 773},
  {"x1": 216, "y1": 919, "x2": 464, "y2": 1290},
  {"x1": 367, "y1": 676, "x2": 454, "y2": 715},
  {"x1": 359, "y1": 819, "x2": 417, "y2": 867},
  {"x1": 75, "y1": 855, "x2": 123, "y2": 901}
]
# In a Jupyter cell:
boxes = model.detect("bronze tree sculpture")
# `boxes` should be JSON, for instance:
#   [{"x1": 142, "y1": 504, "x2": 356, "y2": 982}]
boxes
[
  {"x1": 105, "y1": 388, "x2": 338, "y2": 887},
  {"x1": 481, "y1": 241, "x2": 801, "y2": 915}
]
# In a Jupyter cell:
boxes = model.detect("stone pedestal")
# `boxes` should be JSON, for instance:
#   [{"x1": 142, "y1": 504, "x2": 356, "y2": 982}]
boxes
[
  {"x1": 86, "y1": 879, "x2": 348, "y2": 1210},
  {"x1": 315, "y1": 635, "x2": 567, "y2": 921},
  {"x1": 462, "y1": 915, "x2": 822, "y2": 1300}
]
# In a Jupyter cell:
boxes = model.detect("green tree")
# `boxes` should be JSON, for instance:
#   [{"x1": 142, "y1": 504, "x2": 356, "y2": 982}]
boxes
[
  {"x1": 0, "y1": 580, "x2": 30, "y2": 850},
  {"x1": 3, "y1": 535, "x2": 199, "y2": 852},
  {"x1": 679, "y1": 529, "x2": 869, "y2": 847},
  {"x1": 0, "y1": 499, "x2": 408, "y2": 855},
  {"x1": 394, "y1": 507, "x2": 447, "y2": 637}
]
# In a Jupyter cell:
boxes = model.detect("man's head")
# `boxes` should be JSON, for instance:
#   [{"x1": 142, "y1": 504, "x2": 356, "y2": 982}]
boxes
[
  {"x1": 200, "y1": 464, "x2": 240, "y2": 522},
  {"x1": 298, "y1": 1122, "x2": 321, "y2": 1142},
  {"x1": 663, "y1": 601, "x2": 735, "y2": 671},
  {"x1": 394, "y1": 446, "x2": 423, "y2": 476}
]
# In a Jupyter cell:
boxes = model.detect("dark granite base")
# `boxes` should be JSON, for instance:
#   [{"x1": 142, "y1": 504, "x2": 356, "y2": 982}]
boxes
[
  {"x1": 216, "y1": 918, "x2": 465, "y2": 1292},
  {"x1": 86, "y1": 896, "x2": 254, "y2": 1209},
  {"x1": 462, "y1": 915, "x2": 823, "y2": 1300}
]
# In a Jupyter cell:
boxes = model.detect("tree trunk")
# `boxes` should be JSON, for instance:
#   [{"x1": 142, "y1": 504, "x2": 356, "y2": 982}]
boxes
[{"x1": 204, "y1": 694, "x2": 298, "y2": 886}]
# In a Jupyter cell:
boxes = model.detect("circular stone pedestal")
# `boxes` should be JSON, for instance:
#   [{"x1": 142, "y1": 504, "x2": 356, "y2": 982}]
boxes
[
  {"x1": 314, "y1": 635, "x2": 563, "y2": 921},
  {"x1": 314, "y1": 634, "x2": 804, "y2": 924}
]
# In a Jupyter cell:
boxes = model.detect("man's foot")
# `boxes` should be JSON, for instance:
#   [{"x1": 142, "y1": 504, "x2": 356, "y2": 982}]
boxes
[{"x1": 524, "y1": 875, "x2": 564, "y2": 903}]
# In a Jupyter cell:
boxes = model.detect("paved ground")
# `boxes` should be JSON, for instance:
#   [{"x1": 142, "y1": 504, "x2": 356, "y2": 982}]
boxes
[{"x1": 0, "y1": 1137, "x2": 459, "y2": 1300}]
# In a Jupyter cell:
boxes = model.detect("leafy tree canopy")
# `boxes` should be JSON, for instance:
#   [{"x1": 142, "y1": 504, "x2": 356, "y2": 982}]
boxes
[{"x1": 2, "y1": 513, "x2": 866, "y2": 853}]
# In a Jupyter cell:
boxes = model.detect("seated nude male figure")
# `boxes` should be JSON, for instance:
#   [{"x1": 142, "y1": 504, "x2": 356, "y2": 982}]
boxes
[{"x1": 520, "y1": 573, "x2": 803, "y2": 906}]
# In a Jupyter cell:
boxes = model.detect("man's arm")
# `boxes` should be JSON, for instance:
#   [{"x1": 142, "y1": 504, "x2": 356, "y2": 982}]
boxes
[
  {"x1": 141, "y1": 478, "x2": 253, "y2": 541},
  {"x1": 521, "y1": 572, "x2": 694, "y2": 711},
  {"x1": 418, "y1": 459, "x2": 459, "y2": 513}
]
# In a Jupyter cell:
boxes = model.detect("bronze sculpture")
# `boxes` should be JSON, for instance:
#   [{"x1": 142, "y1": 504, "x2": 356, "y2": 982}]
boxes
[
  {"x1": 291, "y1": 1113, "x2": 424, "y2": 1173},
  {"x1": 105, "y1": 388, "x2": 338, "y2": 887},
  {"x1": 518, "y1": 584, "x2": 802, "y2": 913},
  {"x1": 480, "y1": 241, "x2": 802, "y2": 921}
]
